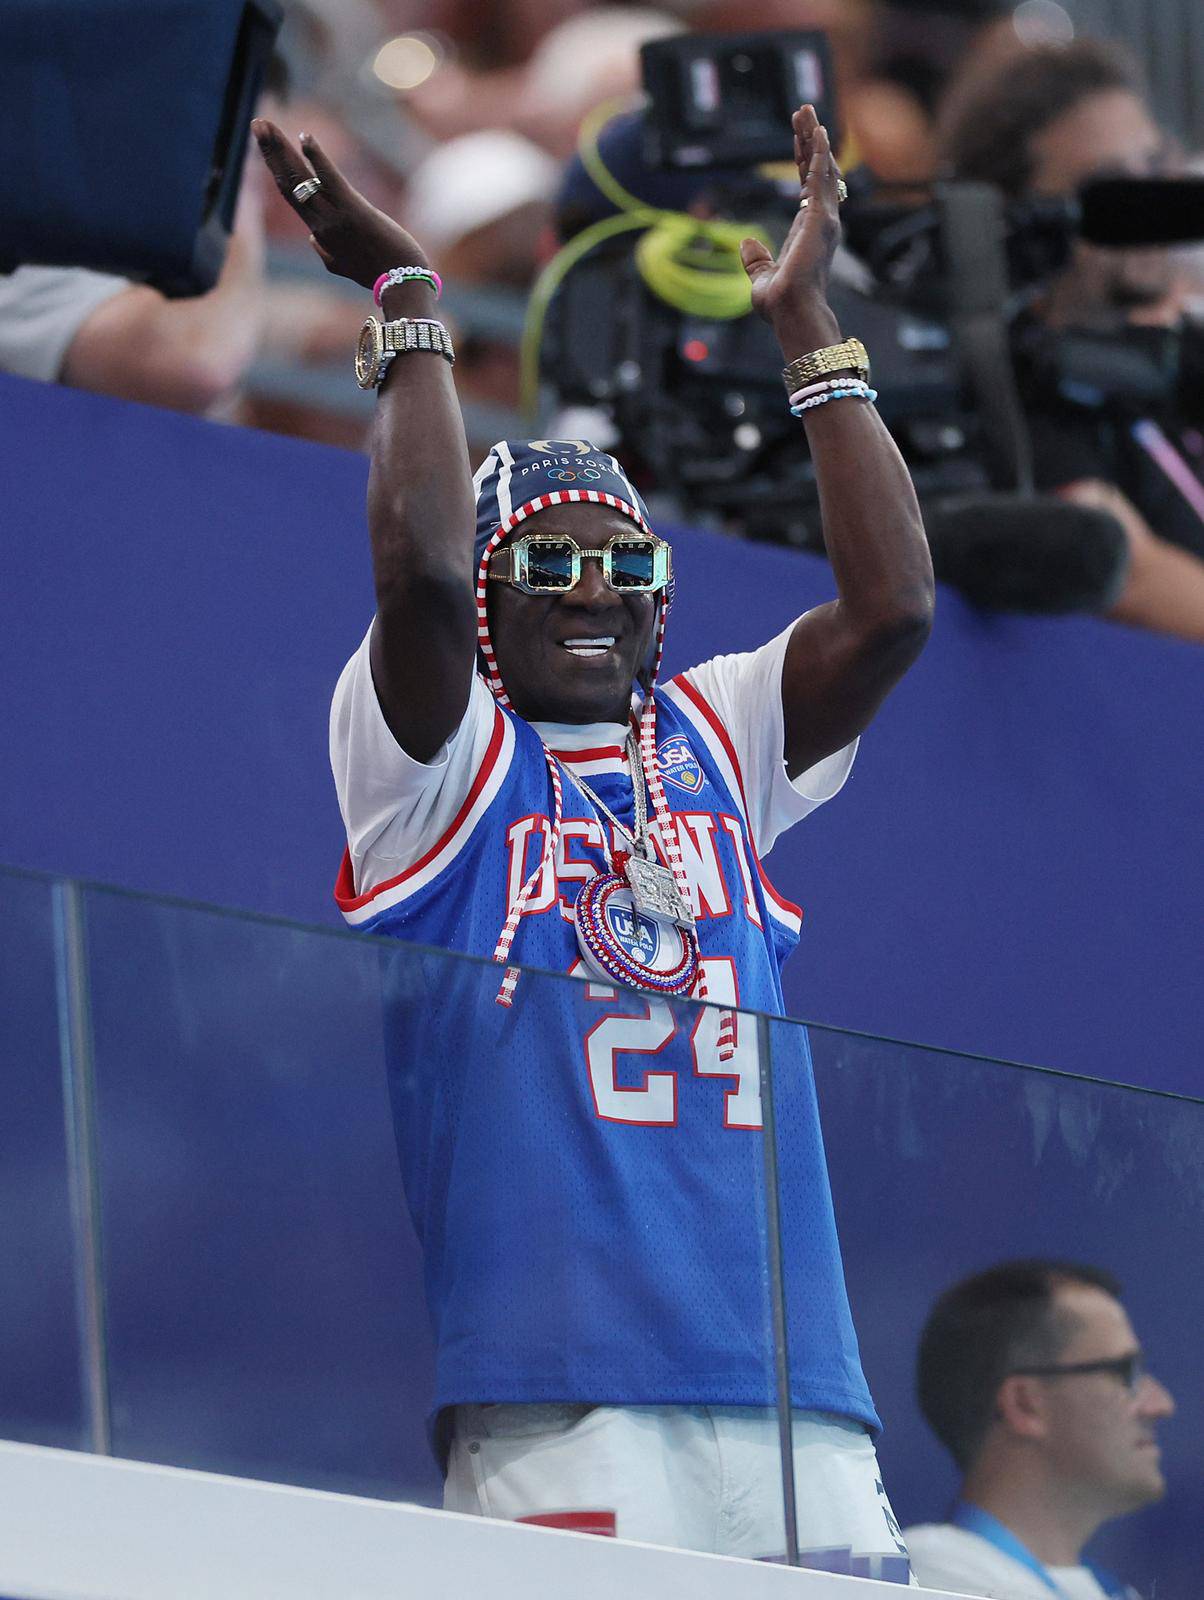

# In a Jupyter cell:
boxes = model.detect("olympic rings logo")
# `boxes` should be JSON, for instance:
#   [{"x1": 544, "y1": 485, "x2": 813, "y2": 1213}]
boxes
[
  {"x1": 548, "y1": 467, "x2": 603, "y2": 482},
  {"x1": 528, "y1": 438, "x2": 591, "y2": 455}
]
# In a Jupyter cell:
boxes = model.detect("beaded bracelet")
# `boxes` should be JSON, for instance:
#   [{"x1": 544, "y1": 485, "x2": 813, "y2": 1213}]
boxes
[
  {"x1": 373, "y1": 266, "x2": 443, "y2": 306},
  {"x1": 790, "y1": 384, "x2": 878, "y2": 417},
  {"x1": 788, "y1": 377, "x2": 865, "y2": 406}
]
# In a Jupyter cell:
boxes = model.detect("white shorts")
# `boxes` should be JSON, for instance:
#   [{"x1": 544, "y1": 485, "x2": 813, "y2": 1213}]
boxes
[{"x1": 444, "y1": 1403, "x2": 914, "y2": 1579}]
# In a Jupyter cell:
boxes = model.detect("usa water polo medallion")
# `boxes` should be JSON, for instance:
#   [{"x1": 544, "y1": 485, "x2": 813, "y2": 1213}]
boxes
[
  {"x1": 575, "y1": 872, "x2": 700, "y2": 994},
  {"x1": 657, "y1": 734, "x2": 704, "y2": 795}
]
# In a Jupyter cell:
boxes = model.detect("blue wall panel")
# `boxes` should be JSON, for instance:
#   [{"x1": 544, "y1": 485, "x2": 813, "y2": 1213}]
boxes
[{"x1": 1, "y1": 372, "x2": 1198, "y2": 1091}]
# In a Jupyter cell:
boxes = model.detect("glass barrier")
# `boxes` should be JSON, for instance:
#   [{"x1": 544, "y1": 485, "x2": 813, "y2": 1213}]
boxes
[
  {"x1": 68, "y1": 875, "x2": 785, "y2": 1548},
  {"x1": 2, "y1": 864, "x2": 1201, "y2": 1593},
  {"x1": 0, "y1": 870, "x2": 86, "y2": 1451},
  {"x1": 793, "y1": 1020, "x2": 1204, "y2": 1598}
]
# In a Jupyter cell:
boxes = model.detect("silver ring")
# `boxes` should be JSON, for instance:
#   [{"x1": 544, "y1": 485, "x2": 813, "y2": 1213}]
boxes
[
  {"x1": 292, "y1": 177, "x2": 322, "y2": 204},
  {"x1": 798, "y1": 195, "x2": 811, "y2": 211}
]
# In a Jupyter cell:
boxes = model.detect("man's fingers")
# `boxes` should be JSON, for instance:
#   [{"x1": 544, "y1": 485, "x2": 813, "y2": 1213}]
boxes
[
  {"x1": 739, "y1": 236, "x2": 774, "y2": 281},
  {"x1": 298, "y1": 132, "x2": 351, "y2": 199},
  {"x1": 800, "y1": 123, "x2": 836, "y2": 207},
  {"x1": 815, "y1": 121, "x2": 831, "y2": 173},
  {"x1": 252, "y1": 118, "x2": 318, "y2": 210},
  {"x1": 791, "y1": 104, "x2": 820, "y2": 189}
]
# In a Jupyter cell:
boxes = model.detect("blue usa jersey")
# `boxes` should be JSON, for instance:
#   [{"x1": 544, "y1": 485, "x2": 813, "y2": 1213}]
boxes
[{"x1": 332, "y1": 623, "x2": 879, "y2": 1438}]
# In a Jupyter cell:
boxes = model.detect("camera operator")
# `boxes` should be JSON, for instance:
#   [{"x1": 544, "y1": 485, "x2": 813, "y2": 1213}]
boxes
[{"x1": 940, "y1": 38, "x2": 1204, "y2": 643}]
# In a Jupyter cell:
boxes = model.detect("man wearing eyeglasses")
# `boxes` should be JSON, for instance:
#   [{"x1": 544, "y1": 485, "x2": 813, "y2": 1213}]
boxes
[
  {"x1": 253, "y1": 102, "x2": 932, "y2": 1569},
  {"x1": 904, "y1": 1261, "x2": 1175, "y2": 1598}
]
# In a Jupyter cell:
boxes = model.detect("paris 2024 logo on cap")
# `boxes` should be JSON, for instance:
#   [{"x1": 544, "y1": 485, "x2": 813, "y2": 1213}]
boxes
[{"x1": 658, "y1": 735, "x2": 704, "y2": 796}]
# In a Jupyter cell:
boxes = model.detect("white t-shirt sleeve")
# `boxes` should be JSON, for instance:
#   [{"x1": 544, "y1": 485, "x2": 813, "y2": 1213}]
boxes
[
  {"x1": 0, "y1": 265, "x2": 130, "y2": 382},
  {"x1": 902, "y1": 1524, "x2": 1105, "y2": 1599},
  {"x1": 672, "y1": 617, "x2": 857, "y2": 855},
  {"x1": 330, "y1": 622, "x2": 501, "y2": 897}
]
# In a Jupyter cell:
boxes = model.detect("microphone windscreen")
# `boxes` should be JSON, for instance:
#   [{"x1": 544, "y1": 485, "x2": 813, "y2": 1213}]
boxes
[
  {"x1": 1078, "y1": 177, "x2": 1204, "y2": 248},
  {"x1": 923, "y1": 495, "x2": 1129, "y2": 613}
]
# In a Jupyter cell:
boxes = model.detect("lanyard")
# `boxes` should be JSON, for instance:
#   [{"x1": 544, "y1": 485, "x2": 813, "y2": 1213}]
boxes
[{"x1": 950, "y1": 1503, "x2": 1130, "y2": 1600}]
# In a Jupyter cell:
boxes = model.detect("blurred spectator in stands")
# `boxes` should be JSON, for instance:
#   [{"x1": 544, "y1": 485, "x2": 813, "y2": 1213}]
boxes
[
  {"x1": 277, "y1": 0, "x2": 429, "y2": 201},
  {"x1": 401, "y1": 7, "x2": 683, "y2": 156},
  {"x1": 380, "y1": 0, "x2": 584, "y2": 73},
  {"x1": 404, "y1": 130, "x2": 558, "y2": 288},
  {"x1": 940, "y1": 38, "x2": 1204, "y2": 643},
  {"x1": 517, "y1": 6, "x2": 684, "y2": 157},
  {"x1": 840, "y1": 0, "x2": 1016, "y2": 187},
  {"x1": 693, "y1": 0, "x2": 1018, "y2": 187},
  {"x1": 405, "y1": 129, "x2": 558, "y2": 455},
  {"x1": 904, "y1": 1261, "x2": 1174, "y2": 1599},
  {"x1": 0, "y1": 152, "x2": 265, "y2": 417},
  {"x1": 233, "y1": 0, "x2": 424, "y2": 447}
]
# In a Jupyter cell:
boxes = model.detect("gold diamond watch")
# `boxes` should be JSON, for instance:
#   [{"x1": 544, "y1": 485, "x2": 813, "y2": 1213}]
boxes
[
  {"x1": 355, "y1": 317, "x2": 456, "y2": 390},
  {"x1": 781, "y1": 337, "x2": 870, "y2": 395}
]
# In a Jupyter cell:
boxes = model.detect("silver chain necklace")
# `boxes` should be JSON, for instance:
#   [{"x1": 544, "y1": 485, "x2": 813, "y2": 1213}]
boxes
[
  {"x1": 560, "y1": 733, "x2": 695, "y2": 931},
  {"x1": 562, "y1": 732, "x2": 649, "y2": 862}
]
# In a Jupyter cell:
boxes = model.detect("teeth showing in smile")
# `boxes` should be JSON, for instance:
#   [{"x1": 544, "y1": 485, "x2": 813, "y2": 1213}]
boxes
[{"x1": 562, "y1": 636, "x2": 616, "y2": 658}]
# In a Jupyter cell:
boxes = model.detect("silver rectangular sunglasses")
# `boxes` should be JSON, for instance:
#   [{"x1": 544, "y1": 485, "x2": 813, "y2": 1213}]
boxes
[{"x1": 488, "y1": 533, "x2": 673, "y2": 594}]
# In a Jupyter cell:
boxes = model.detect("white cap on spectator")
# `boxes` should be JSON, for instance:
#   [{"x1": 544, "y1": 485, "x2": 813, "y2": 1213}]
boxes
[{"x1": 403, "y1": 130, "x2": 560, "y2": 252}]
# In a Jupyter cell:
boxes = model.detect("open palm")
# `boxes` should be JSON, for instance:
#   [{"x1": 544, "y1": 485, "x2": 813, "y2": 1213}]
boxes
[{"x1": 740, "y1": 105, "x2": 843, "y2": 324}]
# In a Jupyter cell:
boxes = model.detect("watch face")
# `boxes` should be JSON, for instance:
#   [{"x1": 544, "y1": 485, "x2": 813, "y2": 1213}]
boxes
[{"x1": 355, "y1": 318, "x2": 383, "y2": 389}]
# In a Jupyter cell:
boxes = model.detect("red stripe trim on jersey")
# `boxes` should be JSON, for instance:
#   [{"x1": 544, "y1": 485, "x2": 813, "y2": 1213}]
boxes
[
  {"x1": 669, "y1": 674, "x2": 803, "y2": 927},
  {"x1": 333, "y1": 701, "x2": 509, "y2": 911},
  {"x1": 756, "y1": 856, "x2": 803, "y2": 925},
  {"x1": 517, "y1": 1510, "x2": 617, "y2": 1538},
  {"x1": 550, "y1": 745, "x2": 625, "y2": 764},
  {"x1": 671, "y1": 675, "x2": 753, "y2": 825}
]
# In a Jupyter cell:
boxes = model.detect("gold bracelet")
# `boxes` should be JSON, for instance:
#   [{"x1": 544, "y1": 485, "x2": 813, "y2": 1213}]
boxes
[{"x1": 782, "y1": 338, "x2": 870, "y2": 395}]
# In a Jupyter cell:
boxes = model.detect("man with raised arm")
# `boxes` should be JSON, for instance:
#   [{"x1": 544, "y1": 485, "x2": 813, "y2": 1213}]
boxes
[{"x1": 254, "y1": 104, "x2": 932, "y2": 1575}]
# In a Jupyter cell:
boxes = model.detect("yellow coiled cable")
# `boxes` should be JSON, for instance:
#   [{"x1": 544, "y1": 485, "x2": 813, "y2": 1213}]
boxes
[{"x1": 520, "y1": 98, "x2": 773, "y2": 420}]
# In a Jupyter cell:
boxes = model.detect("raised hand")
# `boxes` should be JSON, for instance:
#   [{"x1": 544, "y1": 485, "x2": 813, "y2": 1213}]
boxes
[
  {"x1": 740, "y1": 105, "x2": 843, "y2": 327},
  {"x1": 251, "y1": 119, "x2": 430, "y2": 291}
]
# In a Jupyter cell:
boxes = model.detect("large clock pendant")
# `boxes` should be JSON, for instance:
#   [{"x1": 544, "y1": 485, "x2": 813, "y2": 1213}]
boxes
[{"x1": 574, "y1": 872, "x2": 700, "y2": 995}]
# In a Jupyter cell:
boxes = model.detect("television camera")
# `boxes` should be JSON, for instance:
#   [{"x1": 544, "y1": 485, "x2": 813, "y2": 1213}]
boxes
[{"x1": 535, "y1": 30, "x2": 1204, "y2": 610}]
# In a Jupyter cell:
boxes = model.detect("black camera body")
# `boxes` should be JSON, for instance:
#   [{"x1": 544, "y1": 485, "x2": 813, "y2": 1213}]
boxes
[
  {"x1": 542, "y1": 231, "x2": 978, "y2": 543},
  {"x1": 639, "y1": 31, "x2": 838, "y2": 170}
]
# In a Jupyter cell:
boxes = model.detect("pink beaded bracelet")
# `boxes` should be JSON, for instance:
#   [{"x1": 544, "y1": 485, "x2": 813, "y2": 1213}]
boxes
[{"x1": 373, "y1": 266, "x2": 442, "y2": 306}]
